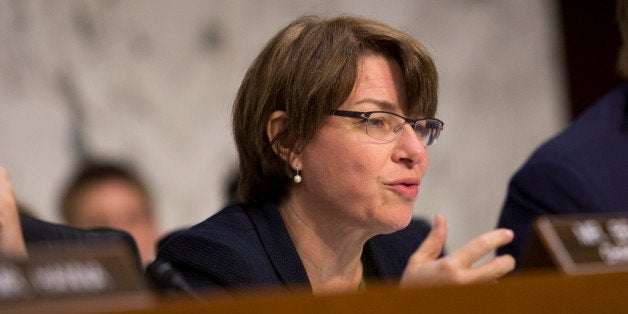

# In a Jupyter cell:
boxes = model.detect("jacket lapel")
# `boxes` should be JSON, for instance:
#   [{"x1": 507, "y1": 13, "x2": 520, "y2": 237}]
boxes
[{"x1": 245, "y1": 203, "x2": 311, "y2": 291}]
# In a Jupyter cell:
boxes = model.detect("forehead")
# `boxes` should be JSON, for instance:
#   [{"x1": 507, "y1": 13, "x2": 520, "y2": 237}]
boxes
[
  {"x1": 80, "y1": 179, "x2": 145, "y2": 201},
  {"x1": 342, "y1": 55, "x2": 408, "y2": 113}
]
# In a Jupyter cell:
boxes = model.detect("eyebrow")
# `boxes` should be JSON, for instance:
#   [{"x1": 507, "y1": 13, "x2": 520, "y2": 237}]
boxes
[{"x1": 353, "y1": 98, "x2": 397, "y2": 111}]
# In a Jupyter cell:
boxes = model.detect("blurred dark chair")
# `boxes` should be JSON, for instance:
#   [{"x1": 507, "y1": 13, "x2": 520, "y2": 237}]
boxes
[{"x1": 19, "y1": 213, "x2": 143, "y2": 270}]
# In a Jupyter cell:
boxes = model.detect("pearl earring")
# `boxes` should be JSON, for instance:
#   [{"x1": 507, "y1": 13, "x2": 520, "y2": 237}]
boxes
[{"x1": 293, "y1": 168, "x2": 302, "y2": 183}]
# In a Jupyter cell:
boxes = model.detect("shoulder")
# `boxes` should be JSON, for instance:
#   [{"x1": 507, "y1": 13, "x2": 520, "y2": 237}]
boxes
[
  {"x1": 158, "y1": 204, "x2": 258, "y2": 264},
  {"x1": 510, "y1": 85, "x2": 628, "y2": 197},
  {"x1": 529, "y1": 84, "x2": 627, "y2": 164},
  {"x1": 156, "y1": 204, "x2": 269, "y2": 290},
  {"x1": 499, "y1": 85, "x2": 628, "y2": 223}
]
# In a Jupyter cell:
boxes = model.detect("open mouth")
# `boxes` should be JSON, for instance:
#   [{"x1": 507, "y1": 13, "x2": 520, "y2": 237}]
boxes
[{"x1": 385, "y1": 180, "x2": 420, "y2": 199}]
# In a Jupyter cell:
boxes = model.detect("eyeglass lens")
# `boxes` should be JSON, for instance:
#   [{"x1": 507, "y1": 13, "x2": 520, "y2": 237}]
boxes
[{"x1": 365, "y1": 112, "x2": 441, "y2": 145}]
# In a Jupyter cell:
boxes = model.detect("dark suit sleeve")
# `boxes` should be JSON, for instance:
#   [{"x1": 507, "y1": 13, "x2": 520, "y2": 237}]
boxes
[
  {"x1": 496, "y1": 159, "x2": 597, "y2": 262},
  {"x1": 19, "y1": 213, "x2": 143, "y2": 270}
]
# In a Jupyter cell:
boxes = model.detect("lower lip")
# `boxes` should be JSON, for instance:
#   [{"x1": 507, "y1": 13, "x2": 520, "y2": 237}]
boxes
[{"x1": 387, "y1": 184, "x2": 419, "y2": 199}]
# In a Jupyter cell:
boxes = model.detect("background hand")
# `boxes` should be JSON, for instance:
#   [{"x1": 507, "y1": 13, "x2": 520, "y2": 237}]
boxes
[
  {"x1": 0, "y1": 167, "x2": 28, "y2": 259},
  {"x1": 400, "y1": 214, "x2": 514, "y2": 288}
]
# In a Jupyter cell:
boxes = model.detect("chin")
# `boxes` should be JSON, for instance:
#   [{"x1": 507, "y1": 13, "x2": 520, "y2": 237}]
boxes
[{"x1": 374, "y1": 206, "x2": 414, "y2": 235}]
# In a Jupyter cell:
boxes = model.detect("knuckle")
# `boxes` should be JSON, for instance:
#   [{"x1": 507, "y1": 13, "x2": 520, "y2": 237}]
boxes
[
  {"x1": 449, "y1": 271, "x2": 467, "y2": 285},
  {"x1": 406, "y1": 254, "x2": 421, "y2": 266},
  {"x1": 439, "y1": 258, "x2": 456, "y2": 271},
  {"x1": 437, "y1": 258, "x2": 460, "y2": 276},
  {"x1": 436, "y1": 258, "x2": 474, "y2": 285}
]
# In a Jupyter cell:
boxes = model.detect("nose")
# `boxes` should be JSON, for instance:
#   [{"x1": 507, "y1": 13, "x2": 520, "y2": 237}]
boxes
[{"x1": 391, "y1": 124, "x2": 427, "y2": 167}]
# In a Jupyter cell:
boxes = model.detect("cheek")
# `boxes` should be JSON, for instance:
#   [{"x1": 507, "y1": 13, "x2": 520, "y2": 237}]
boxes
[
  {"x1": 420, "y1": 152, "x2": 429, "y2": 175},
  {"x1": 304, "y1": 139, "x2": 386, "y2": 190}
]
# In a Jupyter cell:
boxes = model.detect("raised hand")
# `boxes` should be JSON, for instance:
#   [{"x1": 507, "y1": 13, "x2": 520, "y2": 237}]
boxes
[
  {"x1": 400, "y1": 214, "x2": 515, "y2": 288},
  {"x1": 0, "y1": 167, "x2": 27, "y2": 259}
]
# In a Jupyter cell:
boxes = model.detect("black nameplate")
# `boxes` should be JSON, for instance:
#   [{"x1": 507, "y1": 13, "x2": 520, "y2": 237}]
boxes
[
  {"x1": 0, "y1": 238, "x2": 153, "y2": 310},
  {"x1": 532, "y1": 213, "x2": 628, "y2": 275}
]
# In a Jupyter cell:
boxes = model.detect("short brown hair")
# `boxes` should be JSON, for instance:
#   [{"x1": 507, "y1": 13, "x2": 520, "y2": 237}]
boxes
[
  {"x1": 60, "y1": 161, "x2": 152, "y2": 224},
  {"x1": 233, "y1": 15, "x2": 439, "y2": 204}
]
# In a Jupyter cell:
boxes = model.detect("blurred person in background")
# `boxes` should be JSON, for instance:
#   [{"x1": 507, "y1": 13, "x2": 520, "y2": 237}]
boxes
[
  {"x1": 60, "y1": 161, "x2": 159, "y2": 264},
  {"x1": 2, "y1": 165, "x2": 142, "y2": 268},
  {"x1": 497, "y1": 0, "x2": 628, "y2": 263}
]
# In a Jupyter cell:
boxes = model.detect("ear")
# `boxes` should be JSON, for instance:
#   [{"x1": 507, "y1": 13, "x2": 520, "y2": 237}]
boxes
[{"x1": 267, "y1": 111, "x2": 301, "y2": 169}]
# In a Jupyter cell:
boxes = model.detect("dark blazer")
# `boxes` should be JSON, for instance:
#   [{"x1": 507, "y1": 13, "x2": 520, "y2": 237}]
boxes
[
  {"x1": 153, "y1": 202, "x2": 432, "y2": 293},
  {"x1": 497, "y1": 84, "x2": 628, "y2": 262}
]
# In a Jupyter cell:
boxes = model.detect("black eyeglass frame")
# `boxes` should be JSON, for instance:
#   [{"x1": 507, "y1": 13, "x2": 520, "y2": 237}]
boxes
[{"x1": 329, "y1": 109, "x2": 444, "y2": 144}]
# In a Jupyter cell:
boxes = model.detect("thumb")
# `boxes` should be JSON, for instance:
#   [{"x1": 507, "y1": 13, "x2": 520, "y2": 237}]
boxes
[{"x1": 410, "y1": 214, "x2": 447, "y2": 264}]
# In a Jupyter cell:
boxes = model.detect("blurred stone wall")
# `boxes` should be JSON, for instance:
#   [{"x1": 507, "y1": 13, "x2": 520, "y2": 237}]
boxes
[{"x1": 0, "y1": 0, "x2": 565, "y2": 252}]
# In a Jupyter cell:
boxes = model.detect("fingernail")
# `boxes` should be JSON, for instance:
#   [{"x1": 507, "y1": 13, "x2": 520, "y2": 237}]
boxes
[
  {"x1": 505, "y1": 229, "x2": 514, "y2": 238},
  {"x1": 433, "y1": 214, "x2": 442, "y2": 227}
]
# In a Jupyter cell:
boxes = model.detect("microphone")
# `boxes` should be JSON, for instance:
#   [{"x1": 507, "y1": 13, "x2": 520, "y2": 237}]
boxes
[{"x1": 146, "y1": 259, "x2": 199, "y2": 299}]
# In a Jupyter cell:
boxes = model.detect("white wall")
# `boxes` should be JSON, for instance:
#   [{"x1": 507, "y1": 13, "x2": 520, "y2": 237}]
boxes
[{"x1": 0, "y1": 0, "x2": 566, "y2": 253}]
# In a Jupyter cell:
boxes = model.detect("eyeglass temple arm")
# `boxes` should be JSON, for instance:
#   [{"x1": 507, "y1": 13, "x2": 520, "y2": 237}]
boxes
[{"x1": 330, "y1": 110, "x2": 367, "y2": 119}]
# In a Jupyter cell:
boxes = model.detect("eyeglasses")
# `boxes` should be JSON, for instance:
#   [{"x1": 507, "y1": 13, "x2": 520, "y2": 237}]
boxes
[{"x1": 330, "y1": 110, "x2": 444, "y2": 146}]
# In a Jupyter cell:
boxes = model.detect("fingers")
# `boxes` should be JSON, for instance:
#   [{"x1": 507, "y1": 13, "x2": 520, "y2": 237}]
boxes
[
  {"x1": 464, "y1": 254, "x2": 516, "y2": 283},
  {"x1": 0, "y1": 166, "x2": 27, "y2": 259},
  {"x1": 0, "y1": 166, "x2": 11, "y2": 188},
  {"x1": 401, "y1": 221, "x2": 516, "y2": 288},
  {"x1": 438, "y1": 229, "x2": 515, "y2": 285},
  {"x1": 448, "y1": 228, "x2": 514, "y2": 267},
  {"x1": 409, "y1": 214, "x2": 447, "y2": 264},
  {"x1": 0, "y1": 166, "x2": 16, "y2": 211}
]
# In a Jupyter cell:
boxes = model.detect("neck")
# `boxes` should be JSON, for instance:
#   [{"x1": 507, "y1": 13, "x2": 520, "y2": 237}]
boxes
[{"x1": 278, "y1": 197, "x2": 367, "y2": 294}]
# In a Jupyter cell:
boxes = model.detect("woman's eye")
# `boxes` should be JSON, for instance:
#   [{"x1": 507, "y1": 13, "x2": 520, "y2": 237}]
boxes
[{"x1": 367, "y1": 118, "x2": 385, "y2": 128}]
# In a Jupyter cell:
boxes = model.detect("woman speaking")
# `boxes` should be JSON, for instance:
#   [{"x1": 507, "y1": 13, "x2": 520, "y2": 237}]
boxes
[{"x1": 154, "y1": 15, "x2": 515, "y2": 294}]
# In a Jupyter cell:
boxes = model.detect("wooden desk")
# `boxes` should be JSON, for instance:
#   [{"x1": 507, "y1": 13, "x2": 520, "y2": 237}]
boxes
[
  {"x1": 112, "y1": 271, "x2": 628, "y2": 314},
  {"x1": 2, "y1": 270, "x2": 626, "y2": 313}
]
